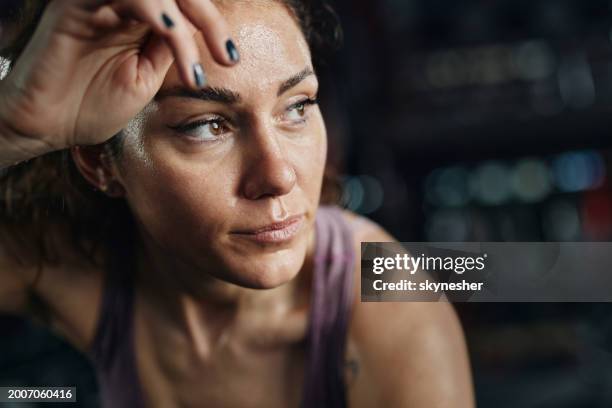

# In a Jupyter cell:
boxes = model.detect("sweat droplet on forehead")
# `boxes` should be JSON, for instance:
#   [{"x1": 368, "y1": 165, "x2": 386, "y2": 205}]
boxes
[
  {"x1": 226, "y1": 21, "x2": 312, "y2": 93},
  {"x1": 213, "y1": 0, "x2": 310, "y2": 62},
  {"x1": 160, "y1": 1, "x2": 313, "y2": 96},
  {"x1": 237, "y1": 24, "x2": 288, "y2": 65}
]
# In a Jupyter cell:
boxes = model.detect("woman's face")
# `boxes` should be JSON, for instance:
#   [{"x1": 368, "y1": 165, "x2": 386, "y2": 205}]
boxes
[{"x1": 115, "y1": 1, "x2": 327, "y2": 289}]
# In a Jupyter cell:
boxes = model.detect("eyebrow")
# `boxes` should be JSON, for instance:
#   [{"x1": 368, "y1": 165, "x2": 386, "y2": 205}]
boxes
[
  {"x1": 155, "y1": 86, "x2": 241, "y2": 104},
  {"x1": 154, "y1": 67, "x2": 315, "y2": 104},
  {"x1": 277, "y1": 67, "x2": 315, "y2": 96}
]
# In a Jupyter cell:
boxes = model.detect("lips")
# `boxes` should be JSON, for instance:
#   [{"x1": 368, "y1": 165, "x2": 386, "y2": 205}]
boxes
[{"x1": 232, "y1": 214, "x2": 305, "y2": 244}]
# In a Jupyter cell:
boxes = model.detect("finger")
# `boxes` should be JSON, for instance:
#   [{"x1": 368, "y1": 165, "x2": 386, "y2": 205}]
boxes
[
  {"x1": 124, "y1": 0, "x2": 206, "y2": 89},
  {"x1": 177, "y1": 0, "x2": 240, "y2": 66},
  {"x1": 140, "y1": 33, "x2": 174, "y2": 87},
  {"x1": 89, "y1": 4, "x2": 123, "y2": 30},
  {"x1": 48, "y1": 2, "x2": 123, "y2": 36}
]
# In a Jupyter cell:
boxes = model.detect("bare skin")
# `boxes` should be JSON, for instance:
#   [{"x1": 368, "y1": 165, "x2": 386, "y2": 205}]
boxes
[{"x1": 0, "y1": 1, "x2": 475, "y2": 407}]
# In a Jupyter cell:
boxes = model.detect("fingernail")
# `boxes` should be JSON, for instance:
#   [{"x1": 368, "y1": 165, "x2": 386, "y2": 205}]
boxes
[
  {"x1": 193, "y1": 63, "x2": 206, "y2": 88},
  {"x1": 226, "y1": 39, "x2": 240, "y2": 63},
  {"x1": 161, "y1": 13, "x2": 174, "y2": 29}
]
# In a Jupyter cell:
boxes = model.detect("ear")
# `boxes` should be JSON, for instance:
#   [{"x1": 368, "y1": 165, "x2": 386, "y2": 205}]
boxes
[{"x1": 70, "y1": 145, "x2": 126, "y2": 198}]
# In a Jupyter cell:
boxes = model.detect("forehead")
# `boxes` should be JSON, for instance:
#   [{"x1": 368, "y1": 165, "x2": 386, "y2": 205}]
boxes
[{"x1": 161, "y1": 1, "x2": 312, "y2": 94}]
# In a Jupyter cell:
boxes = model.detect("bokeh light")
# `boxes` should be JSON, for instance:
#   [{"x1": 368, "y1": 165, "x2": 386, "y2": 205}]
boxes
[
  {"x1": 511, "y1": 158, "x2": 553, "y2": 203},
  {"x1": 470, "y1": 161, "x2": 513, "y2": 206},
  {"x1": 552, "y1": 150, "x2": 605, "y2": 193}
]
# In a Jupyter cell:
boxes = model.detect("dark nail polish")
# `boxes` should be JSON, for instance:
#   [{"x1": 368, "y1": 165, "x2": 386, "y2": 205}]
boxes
[
  {"x1": 161, "y1": 13, "x2": 174, "y2": 29},
  {"x1": 226, "y1": 39, "x2": 240, "y2": 63},
  {"x1": 193, "y1": 63, "x2": 206, "y2": 88}
]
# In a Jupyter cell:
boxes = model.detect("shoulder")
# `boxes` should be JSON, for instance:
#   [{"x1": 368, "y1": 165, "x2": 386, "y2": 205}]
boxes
[
  {"x1": 338, "y1": 209, "x2": 475, "y2": 407},
  {"x1": 1, "y1": 221, "x2": 107, "y2": 353}
]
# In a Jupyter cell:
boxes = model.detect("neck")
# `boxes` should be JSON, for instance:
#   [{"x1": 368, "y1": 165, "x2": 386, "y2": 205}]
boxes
[{"x1": 133, "y1": 227, "x2": 316, "y2": 355}]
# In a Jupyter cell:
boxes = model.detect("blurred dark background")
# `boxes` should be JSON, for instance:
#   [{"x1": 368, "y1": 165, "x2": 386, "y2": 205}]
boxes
[
  {"x1": 3, "y1": 0, "x2": 612, "y2": 407},
  {"x1": 323, "y1": 0, "x2": 612, "y2": 406}
]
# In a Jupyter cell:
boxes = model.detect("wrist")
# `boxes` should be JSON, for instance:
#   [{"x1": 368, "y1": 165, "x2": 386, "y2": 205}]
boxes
[{"x1": 0, "y1": 79, "x2": 58, "y2": 168}]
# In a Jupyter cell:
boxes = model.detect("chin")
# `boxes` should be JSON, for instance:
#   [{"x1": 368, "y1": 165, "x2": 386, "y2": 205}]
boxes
[{"x1": 223, "y1": 246, "x2": 308, "y2": 289}]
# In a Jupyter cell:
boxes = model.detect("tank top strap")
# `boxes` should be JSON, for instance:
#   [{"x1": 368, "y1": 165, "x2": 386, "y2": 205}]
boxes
[
  {"x1": 89, "y1": 251, "x2": 134, "y2": 368},
  {"x1": 88, "y1": 245, "x2": 145, "y2": 407},
  {"x1": 301, "y1": 205, "x2": 356, "y2": 408}
]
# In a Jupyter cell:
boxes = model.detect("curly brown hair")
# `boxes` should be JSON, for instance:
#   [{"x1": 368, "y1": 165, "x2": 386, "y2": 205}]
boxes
[{"x1": 0, "y1": 0, "x2": 344, "y2": 296}]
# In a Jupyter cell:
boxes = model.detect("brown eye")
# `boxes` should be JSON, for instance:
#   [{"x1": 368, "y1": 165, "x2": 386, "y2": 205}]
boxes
[
  {"x1": 210, "y1": 120, "x2": 224, "y2": 135},
  {"x1": 285, "y1": 98, "x2": 318, "y2": 123},
  {"x1": 169, "y1": 118, "x2": 230, "y2": 141},
  {"x1": 295, "y1": 103, "x2": 306, "y2": 117}
]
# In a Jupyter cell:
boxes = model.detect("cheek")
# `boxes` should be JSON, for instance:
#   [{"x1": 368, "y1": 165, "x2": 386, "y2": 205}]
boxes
[
  {"x1": 293, "y1": 118, "x2": 328, "y2": 195},
  {"x1": 119, "y1": 153, "x2": 238, "y2": 248}
]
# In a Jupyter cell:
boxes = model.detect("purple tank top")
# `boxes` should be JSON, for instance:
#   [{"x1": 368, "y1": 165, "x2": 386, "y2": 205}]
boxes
[{"x1": 88, "y1": 205, "x2": 356, "y2": 408}]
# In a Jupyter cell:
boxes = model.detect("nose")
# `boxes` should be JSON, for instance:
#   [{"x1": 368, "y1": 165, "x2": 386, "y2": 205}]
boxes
[{"x1": 241, "y1": 126, "x2": 297, "y2": 200}]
